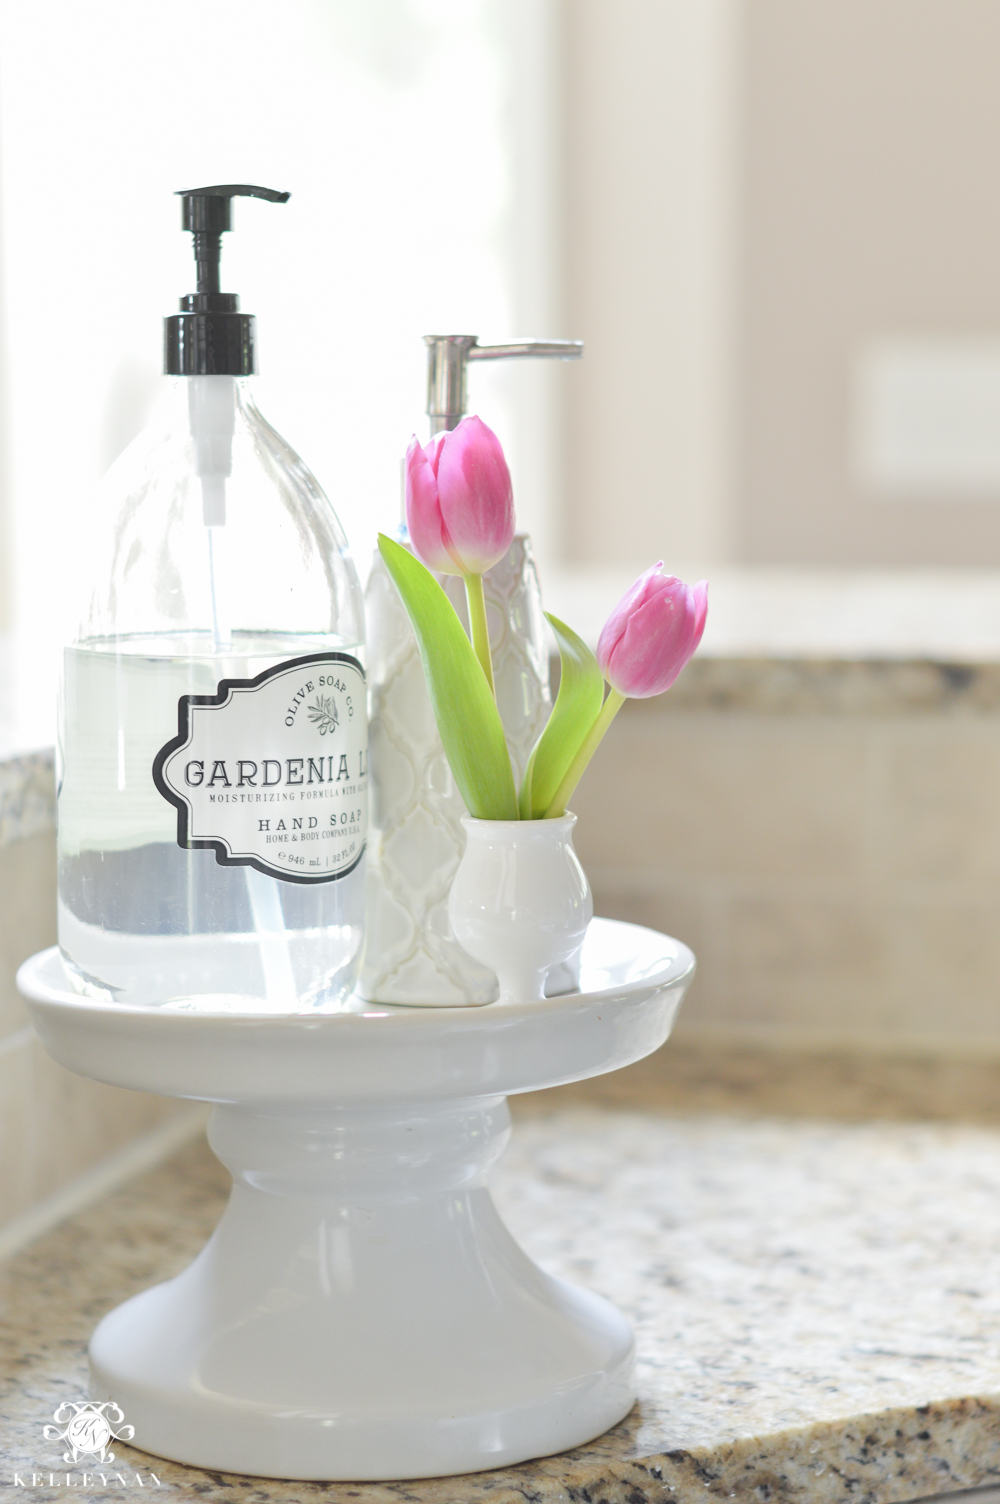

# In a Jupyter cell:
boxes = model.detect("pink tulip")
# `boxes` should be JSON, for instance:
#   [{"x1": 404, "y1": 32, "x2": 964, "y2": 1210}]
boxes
[
  {"x1": 405, "y1": 415, "x2": 515, "y2": 577},
  {"x1": 597, "y1": 564, "x2": 708, "y2": 698}
]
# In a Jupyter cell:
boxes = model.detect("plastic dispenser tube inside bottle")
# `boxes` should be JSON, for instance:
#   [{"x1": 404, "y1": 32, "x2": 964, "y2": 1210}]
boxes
[
  {"x1": 190, "y1": 374, "x2": 235, "y2": 646},
  {"x1": 362, "y1": 334, "x2": 582, "y2": 1006},
  {"x1": 57, "y1": 186, "x2": 368, "y2": 1012}
]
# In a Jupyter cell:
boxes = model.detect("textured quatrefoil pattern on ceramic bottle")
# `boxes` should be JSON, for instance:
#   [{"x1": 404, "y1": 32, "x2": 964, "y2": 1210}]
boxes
[{"x1": 360, "y1": 536, "x2": 551, "y2": 1004}]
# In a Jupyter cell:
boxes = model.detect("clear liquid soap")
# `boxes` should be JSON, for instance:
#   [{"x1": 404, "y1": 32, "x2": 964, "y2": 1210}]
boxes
[{"x1": 58, "y1": 186, "x2": 367, "y2": 1011}]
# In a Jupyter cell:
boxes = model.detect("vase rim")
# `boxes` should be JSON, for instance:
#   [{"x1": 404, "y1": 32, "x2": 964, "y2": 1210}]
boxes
[{"x1": 460, "y1": 812, "x2": 577, "y2": 833}]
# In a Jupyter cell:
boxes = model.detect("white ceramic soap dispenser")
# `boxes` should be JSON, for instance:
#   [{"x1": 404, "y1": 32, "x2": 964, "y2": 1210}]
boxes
[
  {"x1": 58, "y1": 185, "x2": 367, "y2": 1011},
  {"x1": 361, "y1": 334, "x2": 582, "y2": 1005}
]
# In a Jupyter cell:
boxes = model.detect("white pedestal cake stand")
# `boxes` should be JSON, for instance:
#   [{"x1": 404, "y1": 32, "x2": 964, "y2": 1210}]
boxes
[{"x1": 17, "y1": 917, "x2": 694, "y2": 1482}]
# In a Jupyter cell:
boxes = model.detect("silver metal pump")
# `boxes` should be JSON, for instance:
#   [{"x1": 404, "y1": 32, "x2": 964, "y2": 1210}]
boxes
[{"x1": 424, "y1": 335, "x2": 584, "y2": 435}]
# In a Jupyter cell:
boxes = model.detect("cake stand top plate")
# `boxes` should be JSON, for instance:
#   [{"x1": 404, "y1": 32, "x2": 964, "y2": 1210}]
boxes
[{"x1": 17, "y1": 919, "x2": 693, "y2": 1107}]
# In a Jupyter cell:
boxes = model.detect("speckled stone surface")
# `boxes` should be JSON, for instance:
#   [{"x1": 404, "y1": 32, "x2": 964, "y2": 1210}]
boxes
[
  {"x1": 545, "y1": 566, "x2": 1000, "y2": 666},
  {"x1": 0, "y1": 749, "x2": 54, "y2": 847},
  {"x1": 654, "y1": 655, "x2": 1000, "y2": 716},
  {"x1": 4, "y1": 568, "x2": 1000, "y2": 860},
  {"x1": 4, "y1": 1092, "x2": 1000, "y2": 1502},
  {"x1": 545, "y1": 565, "x2": 1000, "y2": 716},
  {"x1": 567, "y1": 1042, "x2": 1000, "y2": 1127}
]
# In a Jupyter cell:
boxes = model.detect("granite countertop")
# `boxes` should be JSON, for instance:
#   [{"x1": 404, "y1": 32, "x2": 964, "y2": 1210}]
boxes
[
  {"x1": 546, "y1": 565, "x2": 1000, "y2": 715},
  {"x1": 0, "y1": 747, "x2": 54, "y2": 845},
  {"x1": 6, "y1": 564, "x2": 1000, "y2": 848},
  {"x1": 545, "y1": 565, "x2": 1000, "y2": 663},
  {"x1": 4, "y1": 1080, "x2": 1000, "y2": 1503},
  {"x1": 16, "y1": 564, "x2": 1000, "y2": 768}
]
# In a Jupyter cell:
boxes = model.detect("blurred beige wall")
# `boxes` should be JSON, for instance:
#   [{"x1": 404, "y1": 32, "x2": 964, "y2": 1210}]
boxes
[
  {"x1": 741, "y1": 0, "x2": 1000, "y2": 566},
  {"x1": 560, "y1": 0, "x2": 739, "y2": 567},
  {"x1": 561, "y1": 0, "x2": 1000, "y2": 570}
]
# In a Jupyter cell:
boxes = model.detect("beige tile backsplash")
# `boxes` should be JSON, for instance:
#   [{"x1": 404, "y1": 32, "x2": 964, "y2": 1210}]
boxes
[
  {"x1": 583, "y1": 716, "x2": 870, "y2": 880},
  {"x1": 0, "y1": 832, "x2": 56, "y2": 1036},
  {"x1": 574, "y1": 703, "x2": 1000, "y2": 1056},
  {"x1": 878, "y1": 733, "x2": 1000, "y2": 881},
  {"x1": 0, "y1": 1042, "x2": 33, "y2": 1226},
  {"x1": 0, "y1": 831, "x2": 182, "y2": 1232}
]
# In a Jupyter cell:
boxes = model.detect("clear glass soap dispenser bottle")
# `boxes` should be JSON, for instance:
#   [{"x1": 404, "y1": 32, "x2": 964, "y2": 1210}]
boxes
[{"x1": 57, "y1": 185, "x2": 367, "y2": 1011}]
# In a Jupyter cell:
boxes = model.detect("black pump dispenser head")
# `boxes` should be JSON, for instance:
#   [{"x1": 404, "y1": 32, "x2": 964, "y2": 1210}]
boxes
[{"x1": 164, "y1": 184, "x2": 290, "y2": 377}]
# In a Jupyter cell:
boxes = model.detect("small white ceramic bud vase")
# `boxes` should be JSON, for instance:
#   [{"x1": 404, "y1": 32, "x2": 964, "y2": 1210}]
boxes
[{"x1": 449, "y1": 814, "x2": 593, "y2": 1003}]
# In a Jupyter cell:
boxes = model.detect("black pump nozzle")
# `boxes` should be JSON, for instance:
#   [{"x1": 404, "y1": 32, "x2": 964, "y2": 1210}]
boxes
[
  {"x1": 165, "y1": 184, "x2": 291, "y2": 377},
  {"x1": 177, "y1": 184, "x2": 291, "y2": 296}
]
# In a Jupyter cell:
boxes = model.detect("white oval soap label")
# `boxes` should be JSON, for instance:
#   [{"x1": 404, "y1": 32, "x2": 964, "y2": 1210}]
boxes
[{"x1": 152, "y1": 652, "x2": 367, "y2": 884}]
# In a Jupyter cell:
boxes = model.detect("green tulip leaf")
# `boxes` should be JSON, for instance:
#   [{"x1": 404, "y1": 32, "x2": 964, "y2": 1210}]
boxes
[
  {"x1": 520, "y1": 612, "x2": 604, "y2": 819},
  {"x1": 378, "y1": 535, "x2": 518, "y2": 821}
]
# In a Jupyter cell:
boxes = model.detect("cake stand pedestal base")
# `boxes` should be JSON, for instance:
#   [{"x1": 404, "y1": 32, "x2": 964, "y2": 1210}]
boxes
[
  {"x1": 19, "y1": 917, "x2": 694, "y2": 1481},
  {"x1": 92, "y1": 1098, "x2": 632, "y2": 1479}
]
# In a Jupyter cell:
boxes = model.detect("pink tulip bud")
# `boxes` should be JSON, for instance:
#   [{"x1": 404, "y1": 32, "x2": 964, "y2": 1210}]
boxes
[
  {"x1": 597, "y1": 564, "x2": 708, "y2": 698},
  {"x1": 405, "y1": 415, "x2": 515, "y2": 577}
]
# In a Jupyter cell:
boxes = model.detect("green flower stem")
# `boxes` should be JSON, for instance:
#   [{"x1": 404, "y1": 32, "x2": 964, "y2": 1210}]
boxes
[
  {"x1": 543, "y1": 688, "x2": 626, "y2": 818},
  {"x1": 464, "y1": 572, "x2": 496, "y2": 698}
]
